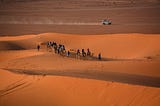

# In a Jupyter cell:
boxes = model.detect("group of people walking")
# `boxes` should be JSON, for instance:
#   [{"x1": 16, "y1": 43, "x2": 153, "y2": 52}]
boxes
[
  {"x1": 47, "y1": 41, "x2": 66, "y2": 55},
  {"x1": 37, "y1": 41, "x2": 102, "y2": 60},
  {"x1": 76, "y1": 48, "x2": 91, "y2": 57}
]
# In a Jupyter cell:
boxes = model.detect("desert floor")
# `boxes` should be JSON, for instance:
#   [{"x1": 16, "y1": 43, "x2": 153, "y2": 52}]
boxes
[{"x1": 0, "y1": 0, "x2": 160, "y2": 35}]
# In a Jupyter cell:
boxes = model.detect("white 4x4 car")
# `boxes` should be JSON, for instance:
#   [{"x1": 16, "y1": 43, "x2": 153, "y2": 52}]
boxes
[{"x1": 102, "y1": 19, "x2": 112, "y2": 25}]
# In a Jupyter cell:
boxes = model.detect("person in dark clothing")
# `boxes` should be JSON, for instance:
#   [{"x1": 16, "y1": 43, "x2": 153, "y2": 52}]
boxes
[
  {"x1": 76, "y1": 49, "x2": 80, "y2": 55},
  {"x1": 53, "y1": 44, "x2": 57, "y2": 53},
  {"x1": 66, "y1": 50, "x2": 70, "y2": 57},
  {"x1": 87, "y1": 48, "x2": 91, "y2": 56},
  {"x1": 62, "y1": 45, "x2": 65, "y2": 52},
  {"x1": 98, "y1": 53, "x2": 101, "y2": 60},
  {"x1": 82, "y1": 49, "x2": 86, "y2": 57},
  {"x1": 37, "y1": 44, "x2": 40, "y2": 51},
  {"x1": 57, "y1": 48, "x2": 60, "y2": 54},
  {"x1": 76, "y1": 49, "x2": 81, "y2": 58}
]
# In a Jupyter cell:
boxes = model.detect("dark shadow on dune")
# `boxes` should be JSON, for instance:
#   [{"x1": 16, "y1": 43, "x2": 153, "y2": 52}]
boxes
[
  {"x1": 3, "y1": 68, "x2": 160, "y2": 88},
  {"x1": 0, "y1": 41, "x2": 26, "y2": 50},
  {"x1": 83, "y1": 56, "x2": 143, "y2": 61},
  {"x1": 100, "y1": 57, "x2": 143, "y2": 61},
  {"x1": 61, "y1": 52, "x2": 143, "y2": 62}
]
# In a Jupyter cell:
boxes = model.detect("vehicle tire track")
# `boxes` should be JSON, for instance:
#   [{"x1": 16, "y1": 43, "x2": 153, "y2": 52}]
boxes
[{"x1": 0, "y1": 74, "x2": 44, "y2": 97}]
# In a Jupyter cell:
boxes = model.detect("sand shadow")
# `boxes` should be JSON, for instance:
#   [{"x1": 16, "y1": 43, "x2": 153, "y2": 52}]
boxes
[
  {"x1": 0, "y1": 41, "x2": 26, "y2": 50},
  {"x1": 60, "y1": 52, "x2": 143, "y2": 62},
  {"x1": 3, "y1": 68, "x2": 160, "y2": 88}
]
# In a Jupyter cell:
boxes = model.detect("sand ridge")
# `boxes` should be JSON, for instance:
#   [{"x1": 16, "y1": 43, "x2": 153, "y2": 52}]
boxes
[
  {"x1": 0, "y1": 33, "x2": 160, "y2": 106},
  {"x1": 0, "y1": 33, "x2": 160, "y2": 77}
]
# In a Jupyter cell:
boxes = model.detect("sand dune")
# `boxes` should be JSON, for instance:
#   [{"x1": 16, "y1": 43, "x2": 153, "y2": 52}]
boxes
[
  {"x1": 0, "y1": 50, "x2": 44, "y2": 62},
  {"x1": 0, "y1": 33, "x2": 160, "y2": 106},
  {"x1": 1, "y1": 33, "x2": 159, "y2": 57},
  {"x1": 0, "y1": 33, "x2": 160, "y2": 75},
  {"x1": 0, "y1": 69, "x2": 160, "y2": 106},
  {"x1": 0, "y1": 0, "x2": 160, "y2": 106}
]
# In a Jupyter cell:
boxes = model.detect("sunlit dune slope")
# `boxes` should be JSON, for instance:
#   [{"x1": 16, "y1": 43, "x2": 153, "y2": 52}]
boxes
[
  {"x1": 0, "y1": 69, "x2": 160, "y2": 106},
  {"x1": 0, "y1": 33, "x2": 160, "y2": 106},
  {"x1": 0, "y1": 33, "x2": 160, "y2": 78},
  {"x1": 0, "y1": 33, "x2": 160, "y2": 58}
]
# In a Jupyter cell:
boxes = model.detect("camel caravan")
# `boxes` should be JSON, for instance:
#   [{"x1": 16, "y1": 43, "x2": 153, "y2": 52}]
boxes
[{"x1": 38, "y1": 41, "x2": 102, "y2": 61}]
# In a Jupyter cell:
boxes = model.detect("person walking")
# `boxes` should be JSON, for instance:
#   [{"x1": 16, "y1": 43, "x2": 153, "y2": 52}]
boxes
[
  {"x1": 98, "y1": 53, "x2": 101, "y2": 60},
  {"x1": 87, "y1": 48, "x2": 91, "y2": 56},
  {"x1": 37, "y1": 44, "x2": 40, "y2": 51},
  {"x1": 76, "y1": 49, "x2": 80, "y2": 58},
  {"x1": 82, "y1": 49, "x2": 86, "y2": 57},
  {"x1": 66, "y1": 50, "x2": 70, "y2": 57}
]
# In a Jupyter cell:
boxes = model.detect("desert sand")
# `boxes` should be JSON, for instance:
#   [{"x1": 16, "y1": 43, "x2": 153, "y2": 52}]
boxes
[
  {"x1": 0, "y1": 33, "x2": 160, "y2": 106},
  {"x1": 0, "y1": 0, "x2": 160, "y2": 106}
]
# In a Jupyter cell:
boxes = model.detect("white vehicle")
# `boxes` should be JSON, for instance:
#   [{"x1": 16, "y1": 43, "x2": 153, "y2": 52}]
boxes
[{"x1": 102, "y1": 19, "x2": 112, "y2": 25}]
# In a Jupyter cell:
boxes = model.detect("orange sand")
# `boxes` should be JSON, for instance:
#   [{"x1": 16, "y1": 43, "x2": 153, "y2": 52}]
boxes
[{"x1": 0, "y1": 33, "x2": 160, "y2": 106}]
